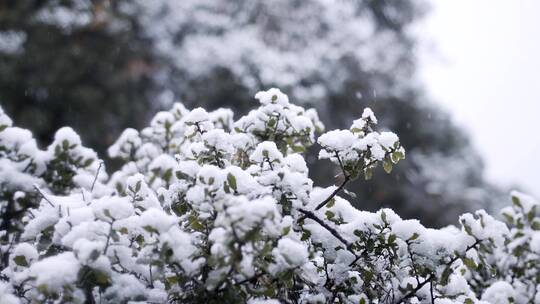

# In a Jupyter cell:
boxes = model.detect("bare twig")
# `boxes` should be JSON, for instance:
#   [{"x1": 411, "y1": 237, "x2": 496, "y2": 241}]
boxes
[
  {"x1": 103, "y1": 220, "x2": 115, "y2": 255},
  {"x1": 33, "y1": 185, "x2": 54, "y2": 207},
  {"x1": 314, "y1": 175, "x2": 350, "y2": 210},
  {"x1": 91, "y1": 161, "x2": 104, "y2": 192},
  {"x1": 298, "y1": 208, "x2": 353, "y2": 251}
]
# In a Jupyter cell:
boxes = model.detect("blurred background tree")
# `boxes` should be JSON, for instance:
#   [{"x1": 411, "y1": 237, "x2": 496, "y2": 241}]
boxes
[
  {"x1": 0, "y1": 0, "x2": 503, "y2": 226},
  {"x1": 0, "y1": 0, "x2": 156, "y2": 154}
]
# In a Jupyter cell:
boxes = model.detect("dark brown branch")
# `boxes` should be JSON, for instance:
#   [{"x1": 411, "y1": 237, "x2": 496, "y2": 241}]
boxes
[
  {"x1": 314, "y1": 175, "x2": 350, "y2": 210},
  {"x1": 298, "y1": 208, "x2": 353, "y2": 251},
  {"x1": 430, "y1": 278, "x2": 435, "y2": 304}
]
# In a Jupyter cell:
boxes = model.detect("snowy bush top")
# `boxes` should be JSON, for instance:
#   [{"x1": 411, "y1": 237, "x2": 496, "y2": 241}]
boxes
[
  {"x1": 0, "y1": 89, "x2": 538, "y2": 304},
  {"x1": 127, "y1": 0, "x2": 419, "y2": 103}
]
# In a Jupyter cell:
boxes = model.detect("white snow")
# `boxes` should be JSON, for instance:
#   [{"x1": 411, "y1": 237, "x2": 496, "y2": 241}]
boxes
[
  {"x1": 481, "y1": 281, "x2": 516, "y2": 304},
  {"x1": 29, "y1": 252, "x2": 80, "y2": 291}
]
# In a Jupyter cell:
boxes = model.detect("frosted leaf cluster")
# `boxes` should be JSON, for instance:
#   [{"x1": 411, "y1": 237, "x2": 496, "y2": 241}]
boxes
[
  {"x1": 0, "y1": 89, "x2": 537, "y2": 303},
  {"x1": 318, "y1": 108, "x2": 404, "y2": 180}
]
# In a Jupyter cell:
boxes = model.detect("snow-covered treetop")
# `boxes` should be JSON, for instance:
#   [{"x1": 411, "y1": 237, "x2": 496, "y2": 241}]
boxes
[
  {"x1": 0, "y1": 89, "x2": 538, "y2": 303},
  {"x1": 124, "y1": 0, "x2": 422, "y2": 104}
]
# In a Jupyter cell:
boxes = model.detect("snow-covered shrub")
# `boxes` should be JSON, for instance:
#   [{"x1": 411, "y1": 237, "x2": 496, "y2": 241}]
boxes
[
  {"x1": 0, "y1": 89, "x2": 537, "y2": 303},
  {"x1": 0, "y1": 106, "x2": 105, "y2": 263}
]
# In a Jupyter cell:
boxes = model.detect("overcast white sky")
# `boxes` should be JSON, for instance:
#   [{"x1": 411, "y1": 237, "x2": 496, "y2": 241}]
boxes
[{"x1": 418, "y1": 0, "x2": 540, "y2": 195}]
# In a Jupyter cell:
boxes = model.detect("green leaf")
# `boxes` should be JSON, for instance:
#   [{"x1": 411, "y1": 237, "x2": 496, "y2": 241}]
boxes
[
  {"x1": 502, "y1": 212, "x2": 514, "y2": 224},
  {"x1": 83, "y1": 158, "x2": 94, "y2": 167},
  {"x1": 167, "y1": 276, "x2": 180, "y2": 285},
  {"x1": 366, "y1": 239, "x2": 375, "y2": 252},
  {"x1": 381, "y1": 210, "x2": 387, "y2": 224},
  {"x1": 391, "y1": 151, "x2": 404, "y2": 163},
  {"x1": 362, "y1": 269, "x2": 373, "y2": 283},
  {"x1": 440, "y1": 266, "x2": 453, "y2": 285},
  {"x1": 13, "y1": 255, "x2": 28, "y2": 267},
  {"x1": 301, "y1": 230, "x2": 311, "y2": 241},
  {"x1": 37, "y1": 284, "x2": 48, "y2": 294},
  {"x1": 512, "y1": 195, "x2": 522, "y2": 208},
  {"x1": 143, "y1": 225, "x2": 159, "y2": 234},
  {"x1": 95, "y1": 271, "x2": 110, "y2": 286},
  {"x1": 462, "y1": 257, "x2": 477, "y2": 270},
  {"x1": 292, "y1": 145, "x2": 306, "y2": 153},
  {"x1": 227, "y1": 173, "x2": 237, "y2": 191},
  {"x1": 267, "y1": 118, "x2": 276, "y2": 127},
  {"x1": 326, "y1": 198, "x2": 336, "y2": 208},
  {"x1": 188, "y1": 215, "x2": 205, "y2": 232},
  {"x1": 223, "y1": 183, "x2": 231, "y2": 194},
  {"x1": 163, "y1": 168, "x2": 173, "y2": 183},
  {"x1": 135, "y1": 235, "x2": 145, "y2": 246},
  {"x1": 364, "y1": 167, "x2": 373, "y2": 180},
  {"x1": 383, "y1": 159, "x2": 392, "y2": 174},
  {"x1": 54, "y1": 145, "x2": 61, "y2": 156},
  {"x1": 282, "y1": 226, "x2": 291, "y2": 235},
  {"x1": 325, "y1": 210, "x2": 335, "y2": 220},
  {"x1": 527, "y1": 206, "x2": 536, "y2": 223},
  {"x1": 463, "y1": 223, "x2": 473, "y2": 236},
  {"x1": 408, "y1": 233, "x2": 420, "y2": 241},
  {"x1": 175, "y1": 171, "x2": 190, "y2": 180}
]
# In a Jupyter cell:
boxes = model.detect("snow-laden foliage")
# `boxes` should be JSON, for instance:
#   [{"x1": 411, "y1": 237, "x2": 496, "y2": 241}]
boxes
[
  {"x1": 0, "y1": 89, "x2": 537, "y2": 303},
  {"x1": 2, "y1": 0, "x2": 499, "y2": 228},
  {"x1": 118, "y1": 0, "x2": 501, "y2": 228}
]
